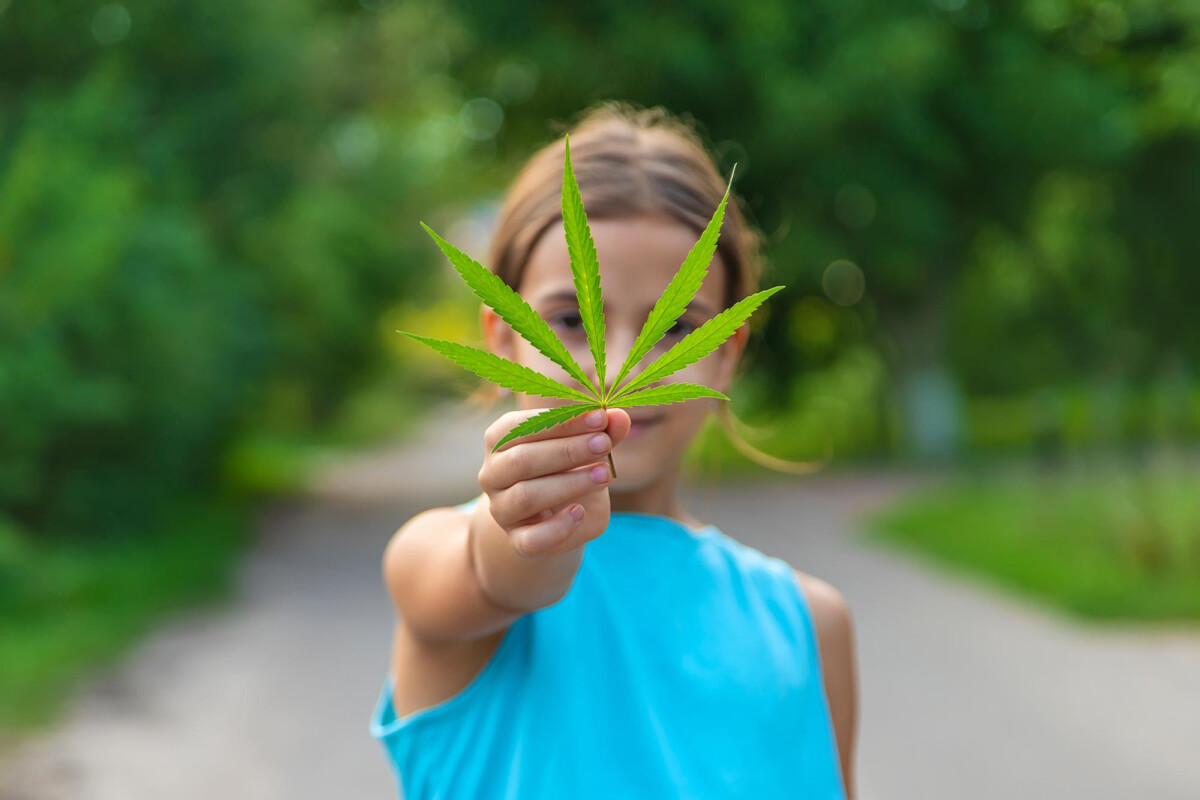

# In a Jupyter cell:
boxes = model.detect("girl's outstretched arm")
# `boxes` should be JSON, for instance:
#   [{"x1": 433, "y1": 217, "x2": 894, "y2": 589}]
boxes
[
  {"x1": 796, "y1": 570, "x2": 859, "y2": 800},
  {"x1": 380, "y1": 408, "x2": 629, "y2": 720},
  {"x1": 382, "y1": 407, "x2": 631, "y2": 645}
]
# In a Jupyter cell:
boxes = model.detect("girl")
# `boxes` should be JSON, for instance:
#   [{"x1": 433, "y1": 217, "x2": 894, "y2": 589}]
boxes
[{"x1": 371, "y1": 101, "x2": 858, "y2": 799}]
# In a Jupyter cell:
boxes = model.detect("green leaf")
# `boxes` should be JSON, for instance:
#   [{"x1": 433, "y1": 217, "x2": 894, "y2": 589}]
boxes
[
  {"x1": 609, "y1": 286, "x2": 785, "y2": 402},
  {"x1": 492, "y1": 403, "x2": 601, "y2": 452},
  {"x1": 419, "y1": 221, "x2": 599, "y2": 398},
  {"x1": 610, "y1": 383, "x2": 729, "y2": 408},
  {"x1": 607, "y1": 164, "x2": 736, "y2": 398},
  {"x1": 561, "y1": 135, "x2": 607, "y2": 396},
  {"x1": 399, "y1": 332, "x2": 596, "y2": 403},
  {"x1": 410, "y1": 149, "x2": 784, "y2": 442}
]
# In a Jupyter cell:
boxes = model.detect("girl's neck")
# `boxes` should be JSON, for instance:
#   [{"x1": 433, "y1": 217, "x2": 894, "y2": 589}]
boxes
[{"x1": 609, "y1": 462, "x2": 704, "y2": 531}]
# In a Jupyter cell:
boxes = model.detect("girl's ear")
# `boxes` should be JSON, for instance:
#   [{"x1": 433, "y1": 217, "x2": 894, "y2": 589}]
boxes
[
  {"x1": 713, "y1": 322, "x2": 750, "y2": 394},
  {"x1": 480, "y1": 305, "x2": 516, "y2": 360}
]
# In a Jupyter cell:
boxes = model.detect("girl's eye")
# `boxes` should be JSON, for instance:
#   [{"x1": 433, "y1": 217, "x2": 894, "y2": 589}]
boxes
[
  {"x1": 554, "y1": 311, "x2": 584, "y2": 332},
  {"x1": 667, "y1": 319, "x2": 696, "y2": 337},
  {"x1": 553, "y1": 312, "x2": 693, "y2": 337}
]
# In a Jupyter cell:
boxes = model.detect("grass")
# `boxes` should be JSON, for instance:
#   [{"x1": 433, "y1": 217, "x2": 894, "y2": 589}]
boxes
[
  {"x1": 0, "y1": 500, "x2": 248, "y2": 734},
  {"x1": 863, "y1": 452, "x2": 1200, "y2": 621}
]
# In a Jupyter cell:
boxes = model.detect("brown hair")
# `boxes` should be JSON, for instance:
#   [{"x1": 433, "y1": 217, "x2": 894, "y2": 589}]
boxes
[
  {"x1": 466, "y1": 100, "x2": 828, "y2": 474},
  {"x1": 488, "y1": 102, "x2": 761, "y2": 312}
]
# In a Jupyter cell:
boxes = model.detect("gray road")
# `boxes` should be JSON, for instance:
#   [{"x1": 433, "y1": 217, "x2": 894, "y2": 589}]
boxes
[{"x1": 3, "y1": 402, "x2": 1198, "y2": 799}]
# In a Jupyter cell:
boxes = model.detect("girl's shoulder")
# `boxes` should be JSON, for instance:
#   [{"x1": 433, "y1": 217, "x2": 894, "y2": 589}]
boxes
[
  {"x1": 790, "y1": 567, "x2": 857, "y2": 792},
  {"x1": 791, "y1": 570, "x2": 852, "y2": 628},
  {"x1": 790, "y1": 569, "x2": 854, "y2": 683}
]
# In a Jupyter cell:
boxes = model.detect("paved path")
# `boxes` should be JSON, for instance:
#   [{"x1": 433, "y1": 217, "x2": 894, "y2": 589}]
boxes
[{"x1": 2, "y1": 402, "x2": 1198, "y2": 799}]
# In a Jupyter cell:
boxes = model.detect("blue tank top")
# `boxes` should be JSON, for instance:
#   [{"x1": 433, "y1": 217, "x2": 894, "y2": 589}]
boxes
[{"x1": 370, "y1": 496, "x2": 845, "y2": 799}]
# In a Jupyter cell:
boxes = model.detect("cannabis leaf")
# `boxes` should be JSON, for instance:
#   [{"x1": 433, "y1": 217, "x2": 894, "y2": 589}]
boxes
[
  {"x1": 604, "y1": 164, "x2": 735, "y2": 399},
  {"x1": 399, "y1": 133, "x2": 785, "y2": 478},
  {"x1": 398, "y1": 333, "x2": 595, "y2": 403},
  {"x1": 561, "y1": 136, "x2": 608, "y2": 397},
  {"x1": 419, "y1": 222, "x2": 596, "y2": 395},
  {"x1": 611, "y1": 383, "x2": 729, "y2": 407},
  {"x1": 607, "y1": 285, "x2": 785, "y2": 402},
  {"x1": 491, "y1": 403, "x2": 601, "y2": 449}
]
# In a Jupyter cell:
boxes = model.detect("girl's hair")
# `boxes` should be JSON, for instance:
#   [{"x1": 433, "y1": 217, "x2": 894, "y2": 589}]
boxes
[
  {"x1": 487, "y1": 101, "x2": 762, "y2": 315},
  {"x1": 467, "y1": 100, "x2": 828, "y2": 474}
]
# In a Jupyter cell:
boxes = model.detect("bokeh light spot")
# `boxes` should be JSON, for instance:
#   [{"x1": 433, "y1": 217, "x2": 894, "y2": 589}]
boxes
[
  {"x1": 492, "y1": 60, "x2": 539, "y2": 104},
  {"x1": 92, "y1": 4, "x2": 131, "y2": 45},
  {"x1": 790, "y1": 296, "x2": 838, "y2": 354},
  {"x1": 823, "y1": 260, "x2": 866, "y2": 306},
  {"x1": 460, "y1": 98, "x2": 504, "y2": 141},
  {"x1": 834, "y1": 184, "x2": 876, "y2": 230},
  {"x1": 333, "y1": 117, "x2": 379, "y2": 169}
]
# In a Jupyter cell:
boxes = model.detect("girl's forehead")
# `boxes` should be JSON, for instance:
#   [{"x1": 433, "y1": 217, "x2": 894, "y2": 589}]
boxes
[{"x1": 519, "y1": 214, "x2": 727, "y2": 311}]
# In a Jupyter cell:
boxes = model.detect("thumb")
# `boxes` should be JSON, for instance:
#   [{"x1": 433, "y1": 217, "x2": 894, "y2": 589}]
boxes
[{"x1": 605, "y1": 407, "x2": 632, "y2": 446}]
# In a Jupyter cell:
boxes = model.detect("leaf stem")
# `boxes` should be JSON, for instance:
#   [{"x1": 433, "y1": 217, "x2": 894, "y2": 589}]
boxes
[{"x1": 600, "y1": 400, "x2": 616, "y2": 479}]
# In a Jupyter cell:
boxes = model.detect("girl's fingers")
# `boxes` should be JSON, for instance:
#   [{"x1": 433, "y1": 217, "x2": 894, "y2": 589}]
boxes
[
  {"x1": 488, "y1": 463, "x2": 613, "y2": 530},
  {"x1": 482, "y1": 429, "x2": 612, "y2": 489},
  {"x1": 604, "y1": 407, "x2": 632, "y2": 448},
  {"x1": 509, "y1": 503, "x2": 586, "y2": 558},
  {"x1": 485, "y1": 407, "x2": 608, "y2": 453}
]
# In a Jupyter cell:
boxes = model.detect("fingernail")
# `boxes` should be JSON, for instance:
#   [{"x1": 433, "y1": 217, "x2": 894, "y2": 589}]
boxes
[
  {"x1": 585, "y1": 410, "x2": 604, "y2": 428},
  {"x1": 587, "y1": 434, "x2": 609, "y2": 454},
  {"x1": 591, "y1": 465, "x2": 611, "y2": 484},
  {"x1": 568, "y1": 504, "x2": 585, "y2": 522}
]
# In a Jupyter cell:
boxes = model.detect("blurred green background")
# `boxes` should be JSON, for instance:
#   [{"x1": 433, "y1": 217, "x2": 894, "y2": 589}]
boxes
[{"x1": 2, "y1": 0, "x2": 1198, "y2": 731}]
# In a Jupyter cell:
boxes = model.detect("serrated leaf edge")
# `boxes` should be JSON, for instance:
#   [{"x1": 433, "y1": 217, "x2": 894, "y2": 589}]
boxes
[
  {"x1": 561, "y1": 135, "x2": 607, "y2": 396},
  {"x1": 607, "y1": 165, "x2": 736, "y2": 400},
  {"x1": 492, "y1": 403, "x2": 600, "y2": 452},
  {"x1": 611, "y1": 383, "x2": 730, "y2": 407},
  {"x1": 419, "y1": 221, "x2": 600, "y2": 399},
  {"x1": 609, "y1": 285, "x2": 785, "y2": 402},
  {"x1": 399, "y1": 332, "x2": 596, "y2": 403}
]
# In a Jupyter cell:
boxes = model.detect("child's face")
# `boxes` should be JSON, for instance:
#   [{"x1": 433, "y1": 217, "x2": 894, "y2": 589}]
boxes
[{"x1": 481, "y1": 212, "x2": 749, "y2": 490}]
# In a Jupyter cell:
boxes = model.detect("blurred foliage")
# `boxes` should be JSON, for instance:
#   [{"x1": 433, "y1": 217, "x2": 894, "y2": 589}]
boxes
[
  {"x1": 0, "y1": 0, "x2": 495, "y2": 538},
  {"x1": 220, "y1": 374, "x2": 429, "y2": 496},
  {"x1": 687, "y1": 345, "x2": 891, "y2": 473},
  {"x1": 866, "y1": 450, "x2": 1200, "y2": 619}
]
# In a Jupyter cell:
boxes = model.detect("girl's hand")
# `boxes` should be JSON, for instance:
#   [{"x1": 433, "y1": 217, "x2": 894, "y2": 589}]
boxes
[{"x1": 478, "y1": 407, "x2": 632, "y2": 559}]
